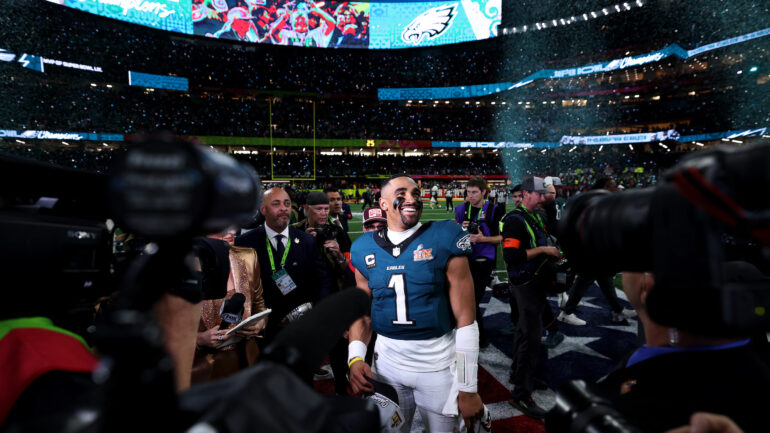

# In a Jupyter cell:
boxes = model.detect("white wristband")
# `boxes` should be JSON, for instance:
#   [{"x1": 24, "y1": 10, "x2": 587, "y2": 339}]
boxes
[
  {"x1": 348, "y1": 340, "x2": 367, "y2": 364},
  {"x1": 455, "y1": 321, "x2": 479, "y2": 393}
]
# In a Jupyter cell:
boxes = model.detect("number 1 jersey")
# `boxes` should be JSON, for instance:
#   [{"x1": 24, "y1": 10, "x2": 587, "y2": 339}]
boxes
[{"x1": 351, "y1": 220, "x2": 472, "y2": 340}]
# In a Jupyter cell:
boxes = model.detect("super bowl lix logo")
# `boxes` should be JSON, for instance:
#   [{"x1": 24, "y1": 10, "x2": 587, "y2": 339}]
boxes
[{"x1": 401, "y1": 3, "x2": 458, "y2": 45}]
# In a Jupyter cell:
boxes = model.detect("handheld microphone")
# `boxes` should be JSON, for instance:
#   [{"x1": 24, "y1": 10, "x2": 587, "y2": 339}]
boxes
[{"x1": 219, "y1": 293, "x2": 246, "y2": 329}]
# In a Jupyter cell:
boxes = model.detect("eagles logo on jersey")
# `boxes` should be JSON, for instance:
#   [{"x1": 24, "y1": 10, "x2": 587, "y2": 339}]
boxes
[
  {"x1": 351, "y1": 220, "x2": 471, "y2": 340},
  {"x1": 400, "y1": 3, "x2": 458, "y2": 45}
]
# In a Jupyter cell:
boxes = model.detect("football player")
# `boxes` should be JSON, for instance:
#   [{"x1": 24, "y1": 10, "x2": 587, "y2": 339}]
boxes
[{"x1": 348, "y1": 175, "x2": 484, "y2": 432}]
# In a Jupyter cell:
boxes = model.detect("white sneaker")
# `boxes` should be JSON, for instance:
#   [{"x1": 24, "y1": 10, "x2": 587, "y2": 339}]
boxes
[
  {"x1": 557, "y1": 311, "x2": 586, "y2": 326},
  {"x1": 558, "y1": 293, "x2": 569, "y2": 308}
]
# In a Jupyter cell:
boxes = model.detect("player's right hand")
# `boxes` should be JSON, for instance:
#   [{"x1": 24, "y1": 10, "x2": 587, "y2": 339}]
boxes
[{"x1": 349, "y1": 360, "x2": 374, "y2": 394}]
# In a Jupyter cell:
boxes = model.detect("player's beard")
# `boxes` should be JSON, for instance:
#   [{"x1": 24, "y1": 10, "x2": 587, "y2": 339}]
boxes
[{"x1": 397, "y1": 200, "x2": 422, "y2": 229}]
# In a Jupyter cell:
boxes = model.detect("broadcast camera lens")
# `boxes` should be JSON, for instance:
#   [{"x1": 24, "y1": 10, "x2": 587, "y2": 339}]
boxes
[
  {"x1": 558, "y1": 189, "x2": 655, "y2": 276},
  {"x1": 546, "y1": 380, "x2": 641, "y2": 433},
  {"x1": 108, "y1": 135, "x2": 261, "y2": 240}
]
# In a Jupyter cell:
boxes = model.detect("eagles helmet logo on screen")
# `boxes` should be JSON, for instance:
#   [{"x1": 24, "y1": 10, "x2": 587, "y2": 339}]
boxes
[{"x1": 401, "y1": 3, "x2": 458, "y2": 45}]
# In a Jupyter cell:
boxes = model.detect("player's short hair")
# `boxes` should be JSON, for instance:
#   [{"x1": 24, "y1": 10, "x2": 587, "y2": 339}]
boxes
[
  {"x1": 466, "y1": 176, "x2": 487, "y2": 191},
  {"x1": 380, "y1": 174, "x2": 416, "y2": 190}
]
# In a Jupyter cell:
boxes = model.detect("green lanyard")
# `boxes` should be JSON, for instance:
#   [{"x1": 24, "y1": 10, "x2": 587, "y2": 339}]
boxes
[
  {"x1": 266, "y1": 234, "x2": 291, "y2": 272},
  {"x1": 466, "y1": 201, "x2": 487, "y2": 222},
  {"x1": 509, "y1": 204, "x2": 541, "y2": 247}
]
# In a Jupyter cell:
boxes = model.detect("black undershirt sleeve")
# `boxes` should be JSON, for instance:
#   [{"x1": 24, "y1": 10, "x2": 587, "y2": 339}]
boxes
[{"x1": 502, "y1": 215, "x2": 530, "y2": 266}]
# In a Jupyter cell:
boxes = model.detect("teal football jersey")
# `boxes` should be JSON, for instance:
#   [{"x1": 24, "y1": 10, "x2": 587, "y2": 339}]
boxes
[{"x1": 351, "y1": 220, "x2": 472, "y2": 340}]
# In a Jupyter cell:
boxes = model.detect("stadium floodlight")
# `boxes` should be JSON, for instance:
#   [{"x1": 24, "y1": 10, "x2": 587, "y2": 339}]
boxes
[
  {"x1": 599, "y1": 145, "x2": 604, "y2": 151},
  {"x1": 749, "y1": 66, "x2": 758, "y2": 72},
  {"x1": 624, "y1": 95, "x2": 630, "y2": 99},
  {"x1": 418, "y1": 100, "x2": 423, "y2": 103},
  {"x1": 721, "y1": 138, "x2": 730, "y2": 142},
  {"x1": 615, "y1": 4, "x2": 621, "y2": 12},
  {"x1": 476, "y1": 101, "x2": 481, "y2": 105},
  {"x1": 502, "y1": 102, "x2": 507, "y2": 105},
  {"x1": 517, "y1": 148, "x2": 524, "y2": 153},
  {"x1": 465, "y1": 101, "x2": 470, "y2": 104},
  {"x1": 602, "y1": 8, "x2": 608, "y2": 15},
  {"x1": 737, "y1": 70, "x2": 743, "y2": 75},
  {"x1": 408, "y1": 100, "x2": 412, "y2": 103},
  {"x1": 541, "y1": 149, "x2": 547, "y2": 154},
  {"x1": 695, "y1": 142, "x2": 704, "y2": 146},
  {"x1": 90, "y1": 83, "x2": 96, "y2": 87},
  {"x1": 491, "y1": 102, "x2": 496, "y2": 105},
  {"x1": 659, "y1": 142, "x2": 668, "y2": 149},
  {"x1": 591, "y1": 11, "x2": 597, "y2": 18},
  {"x1": 624, "y1": 3, "x2": 630, "y2": 9},
  {"x1": 242, "y1": 146, "x2": 246, "y2": 150},
  {"x1": 583, "y1": 13, "x2": 588, "y2": 20},
  {"x1": 523, "y1": 25, "x2": 527, "y2": 31},
  {"x1": 569, "y1": 146, "x2": 577, "y2": 152},
  {"x1": 103, "y1": 143, "x2": 109, "y2": 147},
  {"x1": 445, "y1": 101, "x2": 450, "y2": 104},
  {"x1": 731, "y1": 140, "x2": 743, "y2": 144},
  {"x1": 303, "y1": 147, "x2": 306, "y2": 151},
  {"x1": 466, "y1": 149, "x2": 471, "y2": 153},
  {"x1": 15, "y1": 140, "x2": 25, "y2": 144},
  {"x1": 652, "y1": 95, "x2": 661, "y2": 100},
  {"x1": 62, "y1": 141, "x2": 69, "y2": 146},
  {"x1": 628, "y1": 144, "x2": 634, "y2": 150},
  {"x1": 635, "y1": 94, "x2": 640, "y2": 98},
  {"x1": 552, "y1": 20, "x2": 558, "y2": 26}
]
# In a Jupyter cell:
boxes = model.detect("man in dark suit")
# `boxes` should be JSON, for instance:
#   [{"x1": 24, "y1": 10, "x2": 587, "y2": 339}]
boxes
[{"x1": 235, "y1": 187, "x2": 331, "y2": 345}]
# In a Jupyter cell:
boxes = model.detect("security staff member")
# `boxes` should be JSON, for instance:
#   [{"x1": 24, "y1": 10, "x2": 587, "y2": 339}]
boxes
[{"x1": 500, "y1": 176, "x2": 561, "y2": 419}]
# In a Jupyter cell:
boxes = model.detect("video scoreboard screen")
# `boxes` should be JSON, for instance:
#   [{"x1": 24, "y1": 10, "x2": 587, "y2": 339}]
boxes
[{"x1": 47, "y1": 0, "x2": 500, "y2": 49}]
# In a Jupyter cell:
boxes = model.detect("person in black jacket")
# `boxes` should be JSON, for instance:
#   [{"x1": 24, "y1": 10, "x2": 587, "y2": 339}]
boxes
[
  {"x1": 591, "y1": 264, "x2": 770, "y2": 433},
  {"x1": 235, "y1": 187, "x2": 331, "y2": 346}
]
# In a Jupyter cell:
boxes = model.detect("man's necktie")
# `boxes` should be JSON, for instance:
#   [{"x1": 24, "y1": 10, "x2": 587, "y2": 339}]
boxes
[{"x1": 274, "y1": 234, "x2": 285, "y2": 265}]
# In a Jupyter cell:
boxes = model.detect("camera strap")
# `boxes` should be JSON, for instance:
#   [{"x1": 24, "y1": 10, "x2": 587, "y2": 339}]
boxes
[{"x1": 465, "y1": 201, "x2": 492, "y2": 222}]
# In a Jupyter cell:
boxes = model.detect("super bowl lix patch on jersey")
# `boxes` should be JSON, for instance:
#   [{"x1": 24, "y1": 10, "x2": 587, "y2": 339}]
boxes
[
  {"x1": 413, "y1": 244, "x2": 433, "y2": 261},
  {"x1": 457, "y1": 234, "x2": 471, "y2": 251}
]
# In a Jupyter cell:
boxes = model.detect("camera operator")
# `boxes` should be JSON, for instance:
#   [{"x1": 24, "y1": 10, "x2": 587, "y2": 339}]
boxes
[
  {"x1": 454, "y1": 176, "x2": 504, "y2": 347},
  {"x1": 293, "y1": 191, "x2": 355, "y2": 394},
  {"x1": 235, "y1": 188, "x2": 331, "y2": 347},
  {"x1": 587, "y1": 266, "x2": 770, "y2": 433},
  {"x1": 294, "y1": 191, "x2": 354, "y2": 292},
  {"x1": 192, "y1": 230, "x2": 268, "y2": 384},
  {"x1": 500, "y1": 176, "x2": 562, "y2": 419}
]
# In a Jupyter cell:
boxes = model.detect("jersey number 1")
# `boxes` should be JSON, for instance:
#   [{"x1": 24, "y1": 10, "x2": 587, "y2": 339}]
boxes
[{"x1": 388, "y1": 274, "x2": 415, "y2": 326}]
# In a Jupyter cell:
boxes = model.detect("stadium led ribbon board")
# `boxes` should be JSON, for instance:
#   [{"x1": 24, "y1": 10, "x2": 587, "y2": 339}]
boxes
[
  {"x1": 378, "y1": 27, "x2": 770, "y2": 100},
  {"x1": 46, "y1": 0, "x2": 501, "y2": 49}
]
